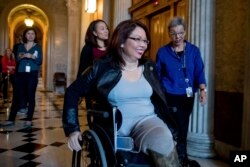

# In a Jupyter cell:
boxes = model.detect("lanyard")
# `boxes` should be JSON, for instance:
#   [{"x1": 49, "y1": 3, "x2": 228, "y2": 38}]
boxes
[{"x1": 172, "y1": 43, "x2": 189, "y2": 87}]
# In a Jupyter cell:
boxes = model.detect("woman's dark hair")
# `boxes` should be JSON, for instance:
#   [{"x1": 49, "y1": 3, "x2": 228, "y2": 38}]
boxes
[
  {"x1": 22, "y1": 27, "x2": 38, "y2": 43},
  {"x1": 85, "y1": 19, "x2": 109, "y2": 48},
  {"x1": 108, "y1": 19, "x2": 150, "y2": 66}
]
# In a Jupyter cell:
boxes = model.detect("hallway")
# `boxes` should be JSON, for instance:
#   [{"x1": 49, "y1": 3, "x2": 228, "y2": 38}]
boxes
[{"x1": 0, "y1": 81, "x2": 229, "y2": 167}]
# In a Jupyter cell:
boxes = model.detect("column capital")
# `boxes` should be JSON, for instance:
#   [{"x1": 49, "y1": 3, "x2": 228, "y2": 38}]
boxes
[{"x1": 65, "y1": 0, "x2": 80, "y2": 16}]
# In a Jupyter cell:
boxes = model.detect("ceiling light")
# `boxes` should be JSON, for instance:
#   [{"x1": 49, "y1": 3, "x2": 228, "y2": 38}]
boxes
[
  {"x1": 24, "y1": 18, "x2": 34, "y2": 27},
  {"x1": 85, "y1": 0, "x2": 96, "y2": 13}
]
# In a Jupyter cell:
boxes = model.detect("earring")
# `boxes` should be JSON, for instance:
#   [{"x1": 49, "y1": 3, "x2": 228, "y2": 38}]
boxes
[{"x1": 121, "y1": 44, "x2": 124, "y2": 48}]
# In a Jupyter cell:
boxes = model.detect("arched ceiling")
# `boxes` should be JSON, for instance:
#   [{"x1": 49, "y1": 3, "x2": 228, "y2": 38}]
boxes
[
  {"x1": 7, "y1": 3, "x2": 49, "y2": 46},
  {"x1": 8, "y1": 4, "x2": 49, "y2": 37},
  {"x1": 8, "y1": 4, "x2": 47, "y2": 23}
]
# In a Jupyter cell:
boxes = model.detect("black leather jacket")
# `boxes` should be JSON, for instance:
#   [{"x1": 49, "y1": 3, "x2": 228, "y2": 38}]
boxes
[{"x1": 63, "y1": 56, "x2": 177, "y2": 139}]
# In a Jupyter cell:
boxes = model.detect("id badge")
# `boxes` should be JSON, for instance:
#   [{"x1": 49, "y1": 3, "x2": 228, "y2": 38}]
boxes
[
  {"x1": 25, "y1": 66, "x2": 31, "y2": 72},
  {"x1": 186, "y1": 87, "x2": 193, "y2": 97}
]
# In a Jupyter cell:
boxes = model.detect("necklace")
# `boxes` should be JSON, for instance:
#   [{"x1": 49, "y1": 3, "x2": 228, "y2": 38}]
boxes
[
  {"x1": 123, "y1": 66, "x2": 138, "y2": 71},
  {"x1": 122, "y1": 60, "x2": 139, "y2": 71}
]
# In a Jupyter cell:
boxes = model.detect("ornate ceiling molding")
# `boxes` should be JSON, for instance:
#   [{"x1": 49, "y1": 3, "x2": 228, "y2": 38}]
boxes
[{"x1": 65, "y1": 0, "x2": 80, "y2": 16}]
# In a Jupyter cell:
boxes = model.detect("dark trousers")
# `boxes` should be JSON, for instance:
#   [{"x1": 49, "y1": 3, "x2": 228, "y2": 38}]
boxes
[
  {"x1": 165, "y1": 93, "x2": 195, "y2": 160},
  {"x1": 2, "y1": 73, "x2": 14, "y2": 100},
  {"x1": 9, "y1": 71, "x2": 39, "y2": 121}
]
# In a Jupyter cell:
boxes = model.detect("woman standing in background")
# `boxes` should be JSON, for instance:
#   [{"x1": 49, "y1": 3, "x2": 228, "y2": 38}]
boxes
[
  {"x1": 77, "y1": 19, "x2": 109, "y2": 109},
  {"x1": 1, "y1": 48, "x2": 16, "y2": 103},
  {"x1": 0, "y1": 27, "x2": 42, "y2": 128}
]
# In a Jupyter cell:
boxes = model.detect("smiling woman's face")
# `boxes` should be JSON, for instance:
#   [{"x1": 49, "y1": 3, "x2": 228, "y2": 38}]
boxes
[
  {"x1": 93, "y1": 21, "x2": 109, "y2": 40},
  {"x1": 122, "y1": 26, "x2": 148, "y2": 62}
]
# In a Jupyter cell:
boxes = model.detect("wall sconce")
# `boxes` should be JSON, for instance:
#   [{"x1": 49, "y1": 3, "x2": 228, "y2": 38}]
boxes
[
  {"x1": 85, "y1": 0, "x2": 96, "y2": 13},
  {"x1": 24, "y1": 18, "x2": 34, "y2": 27}
]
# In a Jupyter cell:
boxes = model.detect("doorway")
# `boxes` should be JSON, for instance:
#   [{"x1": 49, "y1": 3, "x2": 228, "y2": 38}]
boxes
[{"x1": 8, "y1": 4, "x2": 49, "y2": 89}]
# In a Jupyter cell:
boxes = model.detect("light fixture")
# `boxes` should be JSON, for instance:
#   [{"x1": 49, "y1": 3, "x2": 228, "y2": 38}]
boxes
[
  {"x1": 24, "y1": 8, "x2": 34, "y2": 27},
  {"x1": 24, "y1": 18, "x2": 34, "y2": 27},
  {"x1": 85, "y1": 0, "x2": 96, "y2": 13}
]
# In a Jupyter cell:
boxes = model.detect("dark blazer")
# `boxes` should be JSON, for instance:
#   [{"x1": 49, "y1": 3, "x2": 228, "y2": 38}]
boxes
[{"x1": 77, "y1": 43, "x2": 94, "y2": 78}]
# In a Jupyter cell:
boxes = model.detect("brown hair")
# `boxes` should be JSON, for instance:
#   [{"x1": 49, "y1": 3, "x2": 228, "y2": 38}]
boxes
[
  {"x1": 5, "y1": 48, "x2": 15, "y2": 60},
  {"x1": 22, "y1": 27, "x2": 38, "y2": 43}
]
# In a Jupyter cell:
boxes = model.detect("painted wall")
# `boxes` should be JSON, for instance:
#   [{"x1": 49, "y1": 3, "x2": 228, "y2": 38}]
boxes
[{"x1": 214, "y1": 0, "x2": 249, "y2": 158}]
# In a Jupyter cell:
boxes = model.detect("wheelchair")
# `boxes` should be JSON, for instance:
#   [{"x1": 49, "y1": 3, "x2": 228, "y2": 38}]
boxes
[{"x1": 71, "y1": 106, "x2": 154, "y2": 167}]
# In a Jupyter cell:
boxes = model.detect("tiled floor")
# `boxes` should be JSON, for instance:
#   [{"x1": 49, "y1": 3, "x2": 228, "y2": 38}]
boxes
[{"x1": 0, "y1": 80, "x2": 230, "y2": 167}]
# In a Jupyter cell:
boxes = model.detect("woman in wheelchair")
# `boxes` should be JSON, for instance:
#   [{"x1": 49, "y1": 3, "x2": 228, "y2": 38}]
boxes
[{"x1": 63, "y1": 20, "x2": 179, "y2": 167}]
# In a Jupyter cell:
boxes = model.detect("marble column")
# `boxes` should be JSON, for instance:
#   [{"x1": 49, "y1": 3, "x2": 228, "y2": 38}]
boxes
[
  {"x1": 187, "y1": 0, "x2": 216, "y2": 158},
  {"x1": 113, "y1": 0, "x2": 131, "y2": 27},
  {"x1": 66, "y1": 0, "x2": 81, "y2": 83}
]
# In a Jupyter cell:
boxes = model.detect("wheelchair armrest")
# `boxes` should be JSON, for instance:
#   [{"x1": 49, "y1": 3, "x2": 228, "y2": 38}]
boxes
[
  {"x1": 87, "y1": 109, "x2": 110, "y2": 118},
  {"x1": 117, "y1": 136, "x2": 134, "y2": 151}
]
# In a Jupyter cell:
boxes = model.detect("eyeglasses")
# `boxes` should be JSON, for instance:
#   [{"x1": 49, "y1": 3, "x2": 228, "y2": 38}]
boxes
[
  {"x1": 169, "y1": 31, "x2": 185, "y2": 37},
  {"x1": 128, "y1": 37, "x2": 150, "y2": 45}
]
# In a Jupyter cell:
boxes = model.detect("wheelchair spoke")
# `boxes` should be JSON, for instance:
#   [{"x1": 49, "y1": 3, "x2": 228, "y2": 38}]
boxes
[{"x1": 72, "y1": 130, "x2": 107, "y2": 167}]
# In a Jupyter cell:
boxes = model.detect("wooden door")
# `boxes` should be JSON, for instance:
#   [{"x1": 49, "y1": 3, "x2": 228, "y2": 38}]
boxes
[
  {"x1": 129, "y1": 0, "x2": 187, "y2": 61},
  {"x1": 149, "y1": 11, "x2": 171, "y2": 61}
]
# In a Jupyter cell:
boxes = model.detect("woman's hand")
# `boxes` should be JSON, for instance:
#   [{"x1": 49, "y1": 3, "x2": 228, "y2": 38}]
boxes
[
  {"x1": 25, "y1": 53, "x2": 35, "y2": 59},
  {"x1": 199, "y1": 90, "x2": 207, "y2": 106},
  {"x1": 67, "y1": 131, "x2": 82, "y2": 151}
]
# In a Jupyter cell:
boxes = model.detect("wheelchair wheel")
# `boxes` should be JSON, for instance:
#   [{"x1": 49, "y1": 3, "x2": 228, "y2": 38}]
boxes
[{"x1": 72, "y1": 130, "x2": 107, "y2": 167}]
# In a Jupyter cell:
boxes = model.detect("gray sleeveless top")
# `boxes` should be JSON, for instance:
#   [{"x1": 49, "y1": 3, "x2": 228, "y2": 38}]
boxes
[{"x1": 108, "y1": 74, "x2": 155, "y2": 136}]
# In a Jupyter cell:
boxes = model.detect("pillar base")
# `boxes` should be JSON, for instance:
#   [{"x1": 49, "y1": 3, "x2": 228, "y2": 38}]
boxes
[{"x1": 187, "y1": 132, "x2": 216, "y2": 158}]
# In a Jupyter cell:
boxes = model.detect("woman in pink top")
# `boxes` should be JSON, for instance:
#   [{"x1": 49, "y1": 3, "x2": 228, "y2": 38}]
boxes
[{"x1": 1, "y1": 48, "x2": 16, "y2": 103}]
